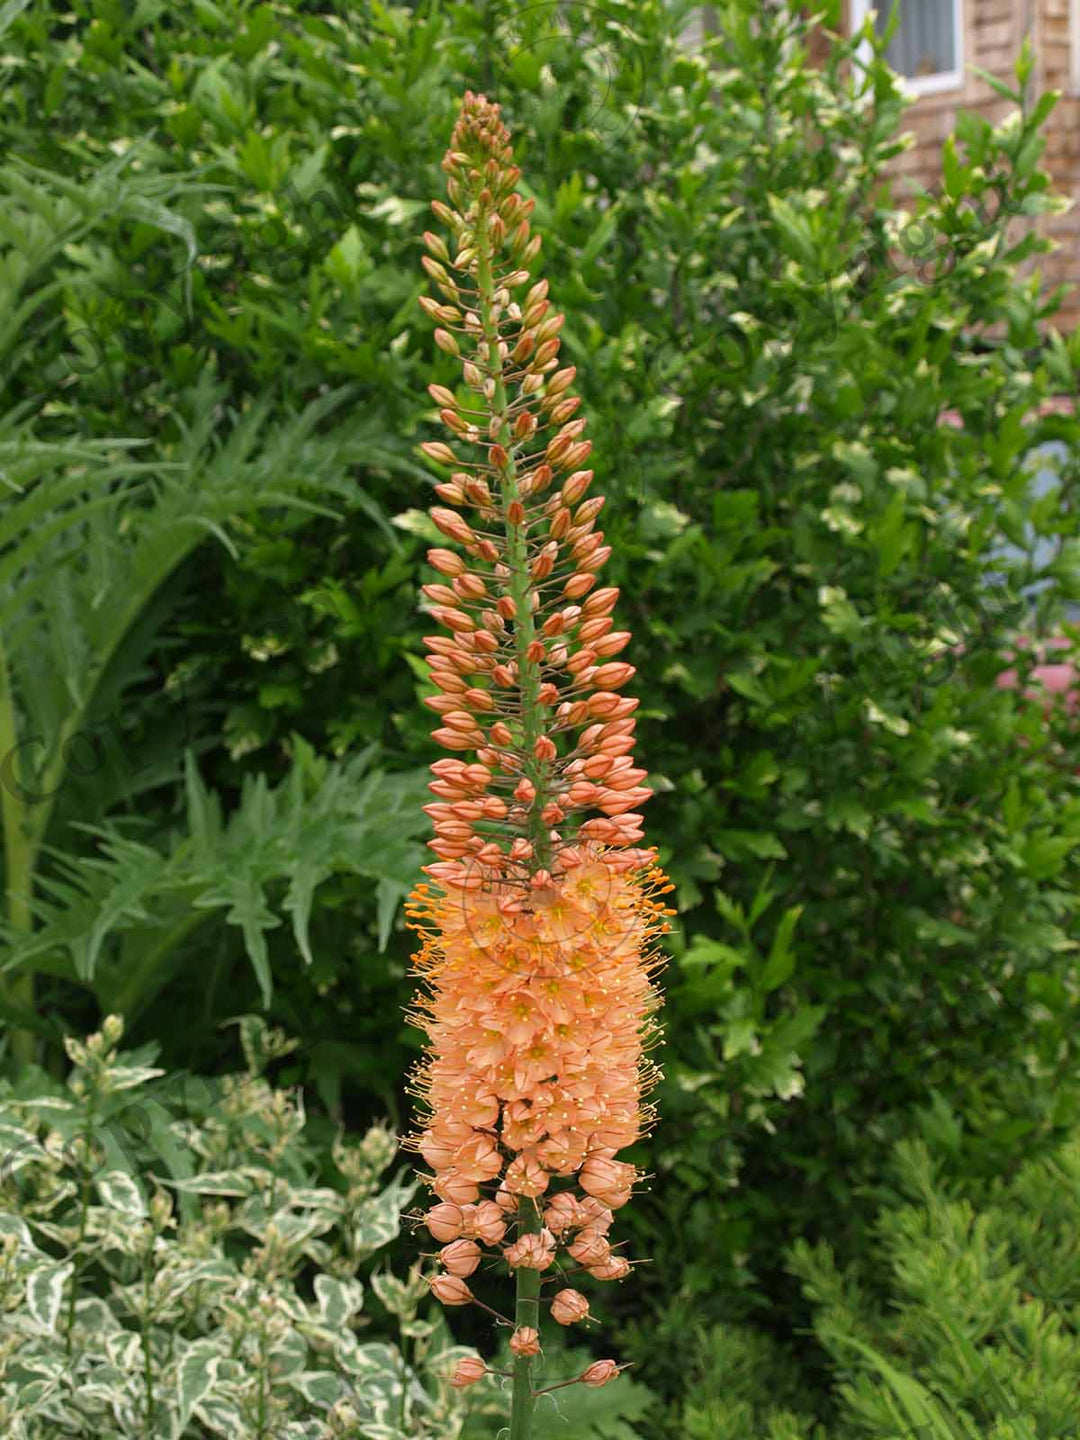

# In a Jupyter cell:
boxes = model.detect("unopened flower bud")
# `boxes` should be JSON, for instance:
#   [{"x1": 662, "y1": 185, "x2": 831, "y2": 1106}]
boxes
[
  {"x1": 550, "y1": 1288, "x2": 590, "y2": 1325},
  {"x1": 450, "y1": 1356, "x2": 487, "y2": 1388},
  {"x1": 510, "y1": 1326, "x2": 541, "y2": 1357},
  {"x1": 440, "y1": 1238, "x2": 481, "y2": 1276},
  {"x1": 581, "y1": 1360, "x2": 620, "y2": 1388},
  {"x1": 425, "y1": 1203, "x2": 464, "y2": 1242},
  {"x1": 421, "y1": 441, "x2": 457, "y2": 466},
  {"x1": 429, "y1": 1274, "x2": 473, "y2": 1306}
]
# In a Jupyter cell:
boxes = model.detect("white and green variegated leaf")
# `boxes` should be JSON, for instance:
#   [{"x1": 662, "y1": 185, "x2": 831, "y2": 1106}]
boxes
[
  {"x1": 78, "y1": 1381, "x2": 139, "y2": 1413},
  {"x1": 0, "y1": 1122, "x2": 40, "y2": 1174},
  {"x1": 338, "y1": 1346, "x2": 417, "y2": 1426},
  {"x1": 335, "y1": 1341, "x2": 404, "y2": 1379},
  {"x1": 289, "y1": 1186, "x2": 347, "y2": 1213},
  {"x1": 368, "y1": 1270, "x2": 410, "y2": 1317},
  {"x1": 103, "y1": 1065, "x2": 167, "y2": 1091},
  {"x1": 286, "y1": 1370, "x2": 344, "y2": 1408},
  {"x1": 27, "y1": 1180, "x2": 79, "y2": 1214},
  {"x1": 274, "y1": 1213, "x2": 337, "y2": 1255},
  {"x1": 278, "y1": 1423, "x2": 328, "y2": 1440},
  {"x1": 0, "y1": 1210, "x2": 42, "y2": 1250},
  {"x1": 155, "y1": 1257, "x2": 237, "y2": 1307},
  {"x1": 80, "y1": 1362, "x2": 127, "y2": 1390},
  {"x1": 176, "y1": 1339, "x2": 222, "y2": 1430},
  {"x1": 196, "y1": 1396, "x2": 247, "y2": 1436},
  {"x1": 84, "y1": 1205, "x2": 149, "y2": 1254},
  {"x1": 24, "y1": 1212, "x2": 78, "y2": 1246},
  {"x1": 25, "y1": 1260, "x2": 73, "y2": 1332},
  {"x1": 165, "y1": 1169, "x2": 256, "y2": 1196},
  {"x1": 314, "y1": 1274, "x2": 364, "y2": 1328},
  {"x1": 351, "y1": 1379, "x2": 410, "y2": 1426},
  {"x1": 300, "y1": 1237, "x2": 334, "y2": 1269},
  {"x1": 9, "y1": 1375, "x2": 62, "y2": 1409},
  {"x1": 6, "y1": 1355, "x2": 67, "y2": 1385},
  {"x1": 199, "y1": 1356, "x2": 246, "y2": 1396},
  {"x1": 399, "y1": 1319, "x2": 435, "y2": 1340},
  {"x1": 352, "y1": 1173, "x2": 415, "y2": 1254},
  {"x1": 268, "y1": 1327, "x2": 308, "y2": 1380},
  {"x1": 95, "y1": 1168, "x2": 146, "y2": 1217},
  {"x1": 72, "y1": 1297, "x2": 122, "y2": 1334},
  {"x1": 105, "y1": 1330, "x2": 143, "y2": 1370},
  {"x1": 429, "y1": 1343, "x2": 482, "y2": 1375}
]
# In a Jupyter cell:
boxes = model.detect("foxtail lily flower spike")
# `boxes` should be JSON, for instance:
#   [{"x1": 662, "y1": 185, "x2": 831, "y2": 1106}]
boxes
[{"x1": 406, "y1": 91, "x2": 675, "y2": 1440}]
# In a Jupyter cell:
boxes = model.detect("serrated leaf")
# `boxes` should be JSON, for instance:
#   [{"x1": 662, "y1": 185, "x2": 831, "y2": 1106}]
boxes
[
  {"x1": 759, "y1": 905, "x2": 803, "y2": 993},
  {"x1": 1021, "y1": 834, "x2": 1079, "y2": 880},
  {"x1": 375, "y1": 877, "x2": 407, "y2": 952},
  {"x1": 530, "y1": 1344, "x2": 654, "y2": 1438}
]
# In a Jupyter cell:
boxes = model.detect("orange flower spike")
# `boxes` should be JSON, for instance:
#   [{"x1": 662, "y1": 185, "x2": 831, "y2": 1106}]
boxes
[{"x1": 408, "y1": 91, "x2": 674, "y2": 1437}]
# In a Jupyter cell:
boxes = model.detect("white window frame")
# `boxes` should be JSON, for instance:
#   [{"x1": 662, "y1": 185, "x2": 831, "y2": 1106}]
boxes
[
  {"x1": 850, "y1": 0, "x2": 965, "y2": 97},
  {"x1": 1070, "y1": 0, "x2": 1080, "y2": 94}
]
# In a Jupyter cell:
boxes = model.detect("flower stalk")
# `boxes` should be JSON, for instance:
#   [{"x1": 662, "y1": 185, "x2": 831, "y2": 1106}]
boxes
[
  {"x1": 509, "y1": 1201, "x2": 541, "y2": 1438},
  {"x1": 407, "y1": 91, "x2": 675, "y2": 1437}
]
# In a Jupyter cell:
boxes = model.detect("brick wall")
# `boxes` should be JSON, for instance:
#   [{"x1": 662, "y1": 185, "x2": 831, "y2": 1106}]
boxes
[
  {"x1": 682, "y1": 4, "x2": 1080, "y2": 332},
  {"x1": 837, "y1": 0, "x2": 1080, "y2": 332},
  {"x1": 1037, "y1": 0, "x2": 1080, "y2": 324}
]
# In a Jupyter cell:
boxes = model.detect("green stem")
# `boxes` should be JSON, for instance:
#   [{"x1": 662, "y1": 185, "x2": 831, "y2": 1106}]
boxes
[
  {"x1": 142, "y1": 1233, "x2": 155, "y2": 1438},
  {"x1": 509, "y1": 1200, "x2": 542, "y2": 1440},
  {"x1": 475, "y1": 204, "x2": 548, "y2": 1440},
  {"x1": 398, "y1": 1317, "x2": 409, "y2": 1433},
  {"x1": 64, "y1": 1091, "x2": 96, "y2": 1356},
  {"x1": 475, "y1": 215, "x2": 552, "y2": 870},
  {"x1": 256, "y1": 1316, "x2": 268, "y2": 1440}
]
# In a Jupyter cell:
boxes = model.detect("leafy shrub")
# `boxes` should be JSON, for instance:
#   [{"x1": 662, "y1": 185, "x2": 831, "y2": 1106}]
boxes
[
  {"x1": 673, "y1": 1115, "x2": 1080, "y2": 1439},
  {"x1": 674, "y1": 1323, "x2": 824, "y2": 1440},
  {"x1": 786, "y1": 1122, "x2": 1080, "y2": 1439},
  {"x1": 0, "y1": 7, "x2": 438, "y2": 1085},
  {"x1": 606, "y1": 0, "x2": 1080, "y2": 1334},
  {"x1": 3, "y1": 0, "x2": 1080, "y2": 1421},
  {"x1": 0, "y1": 1014, "x2": 481, "y2": 1437}
]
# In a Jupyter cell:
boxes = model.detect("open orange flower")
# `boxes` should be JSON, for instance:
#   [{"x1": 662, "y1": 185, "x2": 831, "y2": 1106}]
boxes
[{"x1": 406, "y1": 90, "x2": 674, "y2": 1432}]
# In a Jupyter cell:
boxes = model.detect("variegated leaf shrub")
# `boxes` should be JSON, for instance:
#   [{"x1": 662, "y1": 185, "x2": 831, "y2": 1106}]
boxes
[{"x1": 0, "y1": 1016, "x2": 485, "y2": 1439}]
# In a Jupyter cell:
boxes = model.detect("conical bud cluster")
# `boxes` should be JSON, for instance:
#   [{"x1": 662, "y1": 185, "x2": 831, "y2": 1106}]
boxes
[
  {"x1": 406, "y1": 92, "x2": 673, "y2": 1401},
  {"x1": 415, "y1": 89, "x2": 655, "y2": 882}
]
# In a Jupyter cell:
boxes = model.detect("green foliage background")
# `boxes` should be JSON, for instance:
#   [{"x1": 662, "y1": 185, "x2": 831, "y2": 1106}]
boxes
[{"x1": 2, "y1": 0, "x2": 1080, "y2": 1431}]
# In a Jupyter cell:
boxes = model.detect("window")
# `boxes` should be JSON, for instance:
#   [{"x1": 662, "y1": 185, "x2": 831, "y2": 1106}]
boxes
[
  {"x1": 850, "y1": 0, "x2": 964, "y2": 96},
  {"x1": 1071, "y1": 0, "x2": 1080, "y2": 94}
]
